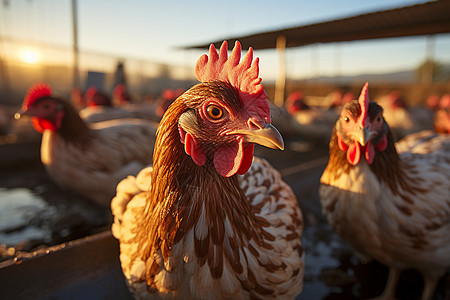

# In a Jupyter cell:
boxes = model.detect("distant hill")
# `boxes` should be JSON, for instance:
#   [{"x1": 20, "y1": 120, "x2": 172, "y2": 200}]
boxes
[{"x1": 296, "y1": 63, "x2": 450, "y2": 84}]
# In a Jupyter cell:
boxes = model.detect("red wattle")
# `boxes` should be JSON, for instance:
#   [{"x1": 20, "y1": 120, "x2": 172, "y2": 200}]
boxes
[
  {"x1": 237, "y1": 144, "x2": 255, "y2": 175},
  {"x1": 32, "y1": 117, "x2": 56, "y2": 133},
  {"x1": 376, "y1": 134, "x2": 387, "y2": 152},
  {"x1": 185, "y1": 133, "x2": 206, "y2": 166},
  {"x1": 342, "y1": 133, "x2": 386, "y2": 166},
  {"x1": 337, "y1": 133, "x2": 348, "y2": 151},
  {"x1": 214, "y1": 139, "x2": 245, "y2": 177},
  {"x1": 365, "y1": 142, "x2": 375, "y2": 164},
  {"x1": 347, "y1": 142, "x2": 361, "y2": 165}
]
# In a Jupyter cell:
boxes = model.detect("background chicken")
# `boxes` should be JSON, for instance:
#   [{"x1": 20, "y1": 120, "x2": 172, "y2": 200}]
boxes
[
  {"x1": 112, "y1": 84, "x2": 133, "y2": 106},
  {"x1": 111, "y1": 41, "x2": 304, "y2": 299},
  {"x1": 15, "y1": 83, "x2": 157, "y2": 206},
  {"x1": 376, "y1": 91, "x2": 434, "y2": 140},
  {"x1": 434, "y1": 94, "x2": 450, "y2": 134},
  {"x1": 325, "y1": 89, "x2": 355, "y2": 110},
  {"x1": 319, "y1": 83, "x2": 450, "y2": 300},
  {"x1": 284, "y1": 91, "x2": 338, "y2": 144},
  {"x1": 395, "y1": 95, "x2": 450, "y2": 154},
  {"x1": 70, "y1": 87, "x2": 85, "y2": 110},
  {"x1": 79, "y1": 86, "x2": 144, "y2": 123},
  {"x1": 268, "y1": 102, "x2": 304, "y2": 141}
]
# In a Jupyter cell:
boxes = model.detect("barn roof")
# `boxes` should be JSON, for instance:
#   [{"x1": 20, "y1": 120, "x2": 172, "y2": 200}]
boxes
[{"x1": 183, "y1": 0, "x2": 450, "y2": 50}]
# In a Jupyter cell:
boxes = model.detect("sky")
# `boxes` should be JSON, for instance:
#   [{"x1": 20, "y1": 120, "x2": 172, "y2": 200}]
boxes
[{"x1": 1, "y1": 0, "x2": 449, "y2": 82}]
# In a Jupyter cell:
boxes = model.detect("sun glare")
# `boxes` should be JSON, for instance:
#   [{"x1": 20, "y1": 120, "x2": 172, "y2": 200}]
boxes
[{"x1": 19, "y1": 48, "x2": 40, "y2": 64}]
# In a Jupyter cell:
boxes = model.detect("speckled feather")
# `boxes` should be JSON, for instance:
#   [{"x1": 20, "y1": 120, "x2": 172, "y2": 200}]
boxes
[
  {"x1": 320, "y1": 98, "x2": 450, "y2": 293},
  {"x1": 111, "y1": 157, "x2": 304, "y2": 299},
  {"x1": 112, "y1": 41, "x2": 304, "y2": 299}
]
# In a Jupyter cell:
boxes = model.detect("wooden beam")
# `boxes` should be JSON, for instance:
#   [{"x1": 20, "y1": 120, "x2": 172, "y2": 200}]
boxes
[
  {"x1": 72, "y1": 0, "x2": 80, "y2": 89},
  {"x1": 422, "y1": 35, "x2": 435, "y2": 84},
  {"x1": 274, "y1": 35, "x2": 286, "y2": 107},
  {"x1": 183, "y1": 1, "x2": 450, "y2": 51}
]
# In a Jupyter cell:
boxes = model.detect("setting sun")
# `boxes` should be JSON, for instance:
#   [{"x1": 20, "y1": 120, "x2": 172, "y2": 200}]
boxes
[{"x1": 19, "y1": 48, "x2": 40, "y2": 64}]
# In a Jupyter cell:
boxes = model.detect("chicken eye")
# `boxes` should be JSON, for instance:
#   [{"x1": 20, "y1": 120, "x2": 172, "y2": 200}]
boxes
[
  {"x1": 206, "y1": 105, "x2": 223, "y2": 120},
  {"x1": 344, "y1": 116, "x2": 350, "y2": 123}
]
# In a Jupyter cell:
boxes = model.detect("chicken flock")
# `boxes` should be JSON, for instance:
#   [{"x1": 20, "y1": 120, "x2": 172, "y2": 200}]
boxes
[{"x1": 10, "y1": 40, "x2": 449, "y2": 299}]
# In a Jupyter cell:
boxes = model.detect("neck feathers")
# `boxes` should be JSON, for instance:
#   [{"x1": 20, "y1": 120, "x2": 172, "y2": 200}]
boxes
[
  {"x1": 58, "y1": 100, "x2": 92, "y2": 144},
  {"x1": 138, "y1": 97, "x2": 258, "y2": 265}
]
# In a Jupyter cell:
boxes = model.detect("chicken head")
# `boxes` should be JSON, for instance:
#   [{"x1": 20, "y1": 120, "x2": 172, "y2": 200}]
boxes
[
  {"x1": 174, "y1": 41, "x2": 284, "y2": 177},
  {"x1": 16, "y1": 83, "x2": 65, "y2": 133},
  {"x1": 336, "y1": 83, "x2": 388, "y2": 165}
]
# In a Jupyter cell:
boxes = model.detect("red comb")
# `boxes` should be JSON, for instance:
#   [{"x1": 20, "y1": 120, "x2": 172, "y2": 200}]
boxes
[
  {"x1": 357, "y1": 82, "x2": 370, "y2": 128},
  {"x1": 85, "y1": 86, "x2": 98, "y2": 99},
  {"x1": 23, "y1": 83, "x2": 52, "y2": 109},
  {"x1": 194, "y1": 41, "x2": 269, "y2": 121},
  {"x1": 162, "y1": 89, "x2": 177, "y2": 100},
  {"x1": 440, "y1": 94, "x2": 450, "y2": 109},
  {"x1": 287, "y1": 91, "x2": 303, "y2": 102}
]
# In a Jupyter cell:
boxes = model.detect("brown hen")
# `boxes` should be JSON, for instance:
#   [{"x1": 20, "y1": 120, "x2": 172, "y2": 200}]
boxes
[{"x1": 111, "y1": 41, "x2": 304, "y2": 299}]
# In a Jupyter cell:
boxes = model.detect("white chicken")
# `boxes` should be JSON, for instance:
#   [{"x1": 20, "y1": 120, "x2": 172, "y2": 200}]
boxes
[{"x1": 16, "y1": 83, "x2": 157, "y2": 206}]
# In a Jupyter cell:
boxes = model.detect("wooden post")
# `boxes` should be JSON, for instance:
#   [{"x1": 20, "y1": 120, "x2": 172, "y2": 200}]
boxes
[
  {"x1": 72, "y1": 0, "x2": 80, "y2": 89},
  {"x1": 0, "y1": 1, "x2": 10, "y2": 93},
  {"x1": 274, "y1": 35, "x2": 286, "y2": 107},
  {"x1": 334, "y1": 44, "x2": 342, "y2": 81},
  {"x1": 422, "y1": 35, "x2": 435, "y2": 84}
]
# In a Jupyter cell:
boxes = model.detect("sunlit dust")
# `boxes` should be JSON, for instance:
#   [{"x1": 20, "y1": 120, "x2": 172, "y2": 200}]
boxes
[{"x1": 19, "y1": 48, "x2": 40, "y2": 64}]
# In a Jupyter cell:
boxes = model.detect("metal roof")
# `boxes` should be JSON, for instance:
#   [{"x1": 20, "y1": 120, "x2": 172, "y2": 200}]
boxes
[{"x1": 183, "y1": 0, "x2": 450, "y2": 50}]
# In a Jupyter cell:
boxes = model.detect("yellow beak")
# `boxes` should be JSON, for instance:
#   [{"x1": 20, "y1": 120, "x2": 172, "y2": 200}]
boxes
[{"x1": 228, "y1": 123, "x2": 285, "y2": 150}]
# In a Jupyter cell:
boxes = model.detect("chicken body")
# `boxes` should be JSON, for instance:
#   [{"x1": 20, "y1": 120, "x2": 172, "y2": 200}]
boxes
[
  {"x1": 395, "y1": 129, "x2": 449, "y2": 156},
  {"x1": 79, "y1": 87, "x2": 161, "y2": 124},
  {"x1": 79, "y1": 105, "x2": 145, "y2": 123},
  {"x1": 111, "y1": 42, "x2": 304, "y2": 299},
  {"x1": 290, "y1": 106, "x2": 337, "y2": 142},
  {"x1": 112, "y1": 156, "x2": 304, "y2": 299},
  {"x1": 18, "y1": 84, "x2": 157, "y2": 206},
  {"x1": 284, "y1": 92, "x2": 338, "y2": 143},
  {"x1": 320, "y1": 83, "x2": 450, "y2": 300},
  {"x1": 42, "y1": 118, "x2": 156, "y2": 206},
  {"x1": 376, "y1": 91, "x2": 434, "y2": 140}
]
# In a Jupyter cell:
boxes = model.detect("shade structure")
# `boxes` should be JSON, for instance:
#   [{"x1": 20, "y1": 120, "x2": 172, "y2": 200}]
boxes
[
  {"x1": 183, "y1": 0, "x2": 450, "y2": 51},
  {"x1": 182, "y1": 0, "x2": 450, "y2": 105}
]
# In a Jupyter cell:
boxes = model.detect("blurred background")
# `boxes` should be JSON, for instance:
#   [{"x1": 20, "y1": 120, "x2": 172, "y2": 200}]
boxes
[
  {"x1": 0, "y1": 0, "x2": 449, "y2": 105},
  {"x1": 0, "y1": 0, "x2": 449, "y2": 299}
]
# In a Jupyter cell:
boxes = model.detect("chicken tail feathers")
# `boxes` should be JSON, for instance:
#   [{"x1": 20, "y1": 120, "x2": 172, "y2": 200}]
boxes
[{"x1": 111, "y1": 165, "x2": 153, "y2": 239}]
